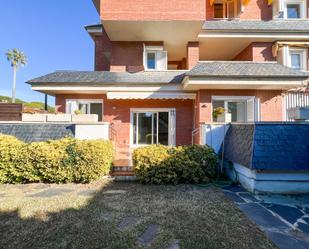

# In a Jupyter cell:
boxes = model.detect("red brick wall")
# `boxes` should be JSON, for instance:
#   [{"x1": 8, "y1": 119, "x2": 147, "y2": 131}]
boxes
[
  {"x1": 55, "y1": 94, "x2": 194, "y2": 146},
  {"x1": 233, "y1": 42, "x2": 275, "y2": 61},
  {"x1": 110, "y1": 42, "x2": 144, "y2": 72},
  {"x1": 94, "y1": 29, "x2": 112, "y2": 71},
  {"x1": 239, "y1": 0, "x2": 273, "y2": 20},
  {"x1": 195, "y1": 90, "x2": 283, "y2": 126},
  {"x1": 99, "y1": 0, "x2": 206, "y2": 20},
  {"x1": 187, "y1": 42, "x2": 200, "y2": 70}
]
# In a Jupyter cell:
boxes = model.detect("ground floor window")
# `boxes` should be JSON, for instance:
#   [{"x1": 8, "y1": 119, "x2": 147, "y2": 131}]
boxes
[
  {"x1": 131, "y1": 109, "x2": 176, "y2": 147},
  {"x1": 66, "y1": 99, "x2": 103, "y2": 121},
  {"x1": 212, "y1": 96, "x2": 259, "y2": 123}
]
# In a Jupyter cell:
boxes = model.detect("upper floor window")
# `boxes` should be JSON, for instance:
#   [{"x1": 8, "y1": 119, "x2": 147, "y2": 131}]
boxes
[
  {"x1": 289, "y1": 48, "x2": 307, "y2": 71},
  {"x1": 287, "y1": 4, "x2": 300, "y2": 18},
  {"x1": 213, "y1": 0, "x2": 237, "y2": 19},
  {"x1": 143, "y1": 45, "x2": 167, "y2": 71},
  {"x1": 284, "y1": 0, "x2": 306, "y2": 19}
]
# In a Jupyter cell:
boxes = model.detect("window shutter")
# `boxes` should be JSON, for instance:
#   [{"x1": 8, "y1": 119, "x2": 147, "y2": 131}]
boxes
[
  {"x1": 65, "y1": 100, "x2": 77, "y2": 114},
  {"x1": 156, "y1": 51, "x2": 167, "y2": 70},
  {"x1": 246, "y1": 98, "x2": 255, "y2": 122}
]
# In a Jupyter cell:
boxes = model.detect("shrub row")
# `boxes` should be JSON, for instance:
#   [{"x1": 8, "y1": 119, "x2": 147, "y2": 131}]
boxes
[
  {"x1": 133, "y1": 144, "x2": 217, "y2": 184},
  {"x1": 0, "y1": 134, "x2": 114, "y2": 184}
]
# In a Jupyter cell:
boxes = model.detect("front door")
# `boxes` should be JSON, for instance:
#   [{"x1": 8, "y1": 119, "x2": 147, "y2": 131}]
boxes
[{"x1": 131, "y1": 109, "x2": 175, "y2": 147}]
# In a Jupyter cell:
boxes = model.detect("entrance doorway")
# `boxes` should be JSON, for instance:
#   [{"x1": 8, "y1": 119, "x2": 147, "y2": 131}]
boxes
[{"x1": 130, "y1": 109, "x2": 176, "y2": 147}]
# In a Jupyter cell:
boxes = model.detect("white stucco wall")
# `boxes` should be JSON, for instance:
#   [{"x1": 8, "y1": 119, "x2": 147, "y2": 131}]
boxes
[
  {"x1": 74, "y1": 123, "x2": 109, "y2": 140},
  {"x1": 226, "y1": 163, "x2": 309, "y2": 194}
]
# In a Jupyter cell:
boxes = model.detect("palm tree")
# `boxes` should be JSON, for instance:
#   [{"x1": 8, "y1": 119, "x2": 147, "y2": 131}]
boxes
[{"x1": 6, "y1": 49, "x2": 27, "y2": 103}]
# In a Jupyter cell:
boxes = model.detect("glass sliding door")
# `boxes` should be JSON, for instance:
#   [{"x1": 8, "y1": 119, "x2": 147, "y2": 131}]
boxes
[{"x1": 131, "y1": 110, "x2": 174, "y2": 146}]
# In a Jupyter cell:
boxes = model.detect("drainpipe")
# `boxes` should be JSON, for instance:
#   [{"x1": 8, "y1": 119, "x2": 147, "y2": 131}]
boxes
[{"x1": 44, "y1": 94, "x2": 48, "y2": 111}]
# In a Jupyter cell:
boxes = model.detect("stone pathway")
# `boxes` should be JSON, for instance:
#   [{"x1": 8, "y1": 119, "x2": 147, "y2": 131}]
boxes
[{"x1": 223, "y1": 185, "x2": 309, "y2": 249}]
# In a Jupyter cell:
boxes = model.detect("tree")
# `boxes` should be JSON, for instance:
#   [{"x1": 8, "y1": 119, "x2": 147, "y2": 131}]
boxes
[{"x1": 5, "y1": 49, "x2": 27, "y2": 103}]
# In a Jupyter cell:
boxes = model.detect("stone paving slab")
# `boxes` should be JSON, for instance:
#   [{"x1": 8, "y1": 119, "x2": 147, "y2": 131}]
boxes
[
  {"x1": 27, "y1": 188, "x2": 73, "y2": 198},
  {"x1": 117, "y1": 216, "x2": 140, "y2": 231},
  {"x1": 103, "y1": 190, "x2": 127, "y2": 195},
  {"x1": 266, "y1": 231, "x2": 309, "y2": 249},
  {"x1": 137, "y1": 224, "x2": 158, "y2": 246},
  {"x1": 238, "y1": 203, "x2": 289, "y2": 231},
  {"x1": 165, "y1": 239, "x2": 180, "y2": 249},
  {"x1": 266, "y1": 204, "x2": 304, "y2": 224},
  {"x1": 77, "y1": 190, "x2": 97, "y2": 197}
]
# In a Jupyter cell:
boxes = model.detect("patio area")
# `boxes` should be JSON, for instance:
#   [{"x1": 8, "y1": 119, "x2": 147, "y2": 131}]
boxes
[{"x1": 223, "y1": 185, "x2": 309, "y2": 249}]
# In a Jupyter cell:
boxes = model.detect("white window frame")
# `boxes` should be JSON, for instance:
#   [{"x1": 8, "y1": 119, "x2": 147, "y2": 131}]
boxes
[
  {"x1": 211, "y1": 96, "x2": 260, "y2": 123},
  {"x1": 130, "y1": 108, "x2": 176, "y2": 147},
  {"x1": 288, "y1": 48, "x2": 307, "y2": 71},
  {"x1": 65, "y1": 99, "x2": 103, "y2": 115},
  {"x1": 283, "y1": 0, "x2": 306, "y2": 19},
  {"x1": 143, "y1": 45, "x2": 167, "y2": 71}
]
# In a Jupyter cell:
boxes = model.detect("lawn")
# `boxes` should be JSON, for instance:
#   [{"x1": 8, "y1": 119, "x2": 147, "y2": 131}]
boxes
[{"x1": 0, "y1": 179, "x2": 275, "y2": 249}]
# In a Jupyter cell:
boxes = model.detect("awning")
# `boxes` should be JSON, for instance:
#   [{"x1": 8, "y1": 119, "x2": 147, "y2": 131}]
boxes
[
  {"x1": 272, "y1": 41, "x2": 309, "y2": 56},
  {"x1": 106, "y1": 92, "x2": 196, "y2": 100}
]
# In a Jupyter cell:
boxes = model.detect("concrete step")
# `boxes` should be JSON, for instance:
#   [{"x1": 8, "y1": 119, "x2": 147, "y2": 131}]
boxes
[
  {"x1": 113, "y1": 159, "x2": 132, "y2": 167},
  {"x1": 110, "y1": 171, "x2": 135, "y2": 177},
  {"x1": 113, "y1": 166, "x2": 133, "y2": 172}
]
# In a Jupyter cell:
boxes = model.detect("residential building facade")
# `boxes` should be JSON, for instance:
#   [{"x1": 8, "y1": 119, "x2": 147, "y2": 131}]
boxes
[{"x1": 28, "y1": 0, "x2": 309, "y2": 175}]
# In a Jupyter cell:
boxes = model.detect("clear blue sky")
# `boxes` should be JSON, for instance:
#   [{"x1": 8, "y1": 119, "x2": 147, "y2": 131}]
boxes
[{"x1": 0, "y1": 0, "x2": 99, "y2": 105}]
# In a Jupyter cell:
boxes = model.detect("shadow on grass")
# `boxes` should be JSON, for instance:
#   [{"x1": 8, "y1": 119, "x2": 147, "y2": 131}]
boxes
[{"x1": 0, "y1": 181, "x2": 276, "y2": 249}]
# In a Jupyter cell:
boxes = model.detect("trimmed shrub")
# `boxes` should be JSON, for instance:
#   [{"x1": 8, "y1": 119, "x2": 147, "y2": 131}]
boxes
[
  {"x1": 0, "y1": 134, "x2": 38, "y2": 183},
  {"x1": 133, "y1": 144, "x2": 217, "y2": 184},
  {"x1": 0, "y1": 134, "x2": 114, "y2": 184}
]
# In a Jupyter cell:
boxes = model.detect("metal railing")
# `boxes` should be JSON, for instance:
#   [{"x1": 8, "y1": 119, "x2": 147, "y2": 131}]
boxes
[{"x1": 285, "y1": 91, "x2": 309, "y2": 121}]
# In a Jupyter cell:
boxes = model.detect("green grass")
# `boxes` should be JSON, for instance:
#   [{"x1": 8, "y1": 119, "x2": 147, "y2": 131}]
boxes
[
  {"x1": 0, "y1": 95, "x2": 54, "y2": 112},
  {"x1": 0, "y1": 179, "x2": 276, "y2": 249}
]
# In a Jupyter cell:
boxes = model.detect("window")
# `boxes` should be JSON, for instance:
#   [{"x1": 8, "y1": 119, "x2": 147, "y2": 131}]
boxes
[
  {"x1": 289, "y1": 49, "x2": 307, "y2": 71},
  {"x1": 287, "y1": 4, "x2": 300, "y2": 18},
  {"x1": 213, "y1": 0, "x2": 237, "y2": 19},
  {"x1": 283, "y1": 0, "x2": 306, "y2": 19},
  {"x1": 214, "y1": 4, "x2": 224, "y2": 18},
  {"x1": 66, "y1": 99, "x2": 103, "y2": 121},
  {"x1": 143, "y1": 46, "x2": 167, "y2": 71},
  {"x1": 212, "y1": 96, "x2": 259, "y2": 123},
  {"x1": 146, "y1": 52, "x2": 156, "y2": 70},
  {"x1": 131, "y1": 109, "x2": 176, "y2": 146}
]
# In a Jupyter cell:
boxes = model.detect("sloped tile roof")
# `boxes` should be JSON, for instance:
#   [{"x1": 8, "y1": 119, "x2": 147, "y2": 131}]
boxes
[
  {"x1": 188, "y1": 62, "x2": 309, "y2": 78},
  {"x1": 202, "y1": 20, "x2": 309, "y2": 31},
  {"x1": 27, "y1": 71, "x2": 187, "y2": 84}
]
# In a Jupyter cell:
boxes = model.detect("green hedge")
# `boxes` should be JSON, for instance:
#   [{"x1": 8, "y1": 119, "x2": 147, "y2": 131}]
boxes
[
  {"x1": 0, "y1": 134, "x2": 114, "y2": 184},
  {"x1": 133, "y1": 144, "x2": 217, "y2": 184}
]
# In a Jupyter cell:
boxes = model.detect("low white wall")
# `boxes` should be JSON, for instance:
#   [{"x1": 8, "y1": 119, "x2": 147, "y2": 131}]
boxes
[
  {"x1": 22, "y1": 114, "x2": 47, "y2": 122},
  {"x1": 22, "y1": 114, "x2": 99, "y2": 123},
  {"x1": 226, "y1": 163, "x2": 309, "y2": 194},
  {"x1": 201, "y1": 124, "x2": 230, "y2": 153},
  {"x1": 74, "y1": 123, "x2": 109, "y2": 140}
]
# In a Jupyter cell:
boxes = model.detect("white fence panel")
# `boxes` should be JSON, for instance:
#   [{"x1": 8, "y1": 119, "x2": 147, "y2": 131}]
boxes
[{"x1": 201, "y1": 124, "x2": 230, "y2": 153}]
